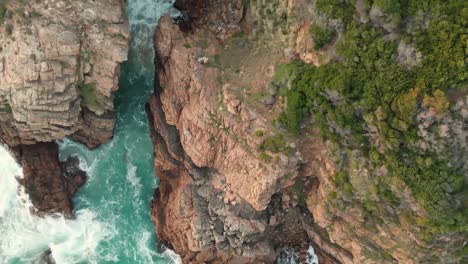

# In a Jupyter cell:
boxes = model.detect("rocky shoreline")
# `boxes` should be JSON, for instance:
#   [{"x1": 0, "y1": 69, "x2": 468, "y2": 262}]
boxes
[
  {"x1": 0, "y1": 0, "x2": 465, "y2": 263},
  {"x1": 0, "y1": 0, "x2": 129, "y2": 216}
]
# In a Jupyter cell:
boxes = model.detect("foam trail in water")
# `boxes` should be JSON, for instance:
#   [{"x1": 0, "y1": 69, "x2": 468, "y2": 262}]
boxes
[
  {"x1": 127, "y1": 163, "x2": 142, "y2": 196},
  {"x1": 1, "y1": 0, "x2": 182, "y2": 263},
  {"x1": 0, "y1": 146, "x2": 111, "y2": 264}
]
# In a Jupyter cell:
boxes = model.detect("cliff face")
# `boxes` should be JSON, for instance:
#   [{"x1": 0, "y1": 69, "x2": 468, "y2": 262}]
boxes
[
  {"x1": 12, "y1": 143, "x2": 86, "y2": 218},
  {"x1": 150, "y1": 0, "x2": 466, "y2": 263},
  {"x1": 0, "y1": 0, "x2": 128, "y2": 216},
  {"x1": 149, "y1": 1, "x2": 348, "y2": 263},
  {"x1": 0, "y1": 0, "x2": 128, "y2": 148}
]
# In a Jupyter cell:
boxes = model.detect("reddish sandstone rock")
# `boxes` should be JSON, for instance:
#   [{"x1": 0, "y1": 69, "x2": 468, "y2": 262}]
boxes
[
  {"x1": 149, "y1": 3, "x2": 347, "y2": 262},
  {"x1": 13, "y1": 142, "x2": 86, "y2": 218},
  {"x1": 0, "y1": 0, "x2": 128, "y2": 217}
]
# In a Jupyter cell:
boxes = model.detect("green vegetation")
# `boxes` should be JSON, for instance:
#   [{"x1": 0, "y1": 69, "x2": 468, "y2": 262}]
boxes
[
  {"x1": 255, "y1": 130, "x2": 264, "y2": 137},
  {"x1": 0, "y1": 0, "x2": 6, "y2": 21},
  {"x1": 332, "y1": 171, "x2": 354, "y2": 196},
  {"x1": 309, "y1": 24, "x2": 336, "y2": 50},
  {"x1": 274, "y1": 0, "x2": 467, "y2": 239},
  {"x1": 183, "y1": 43, "x2": 191, "y2": 49},
  {"x1": 316, "y1": 0, "x2": 354, "y2": 24},
  {"x1": 258, "y1": 133, "x2": 294, "y2": 154},
  {"x1": 79, "y1": 82, "x2": 98, "y2": 107},
  {"x1": 260, "y1": 152, "x2": 272, "y2": 163},
  {"x1": 291, "y1": 179, "x2": 309, "y2": 207}
]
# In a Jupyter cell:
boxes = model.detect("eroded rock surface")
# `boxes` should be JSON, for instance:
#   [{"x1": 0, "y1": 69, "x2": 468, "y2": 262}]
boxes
[
  {"x1": 149, "y1": 1, "x2": 349, "y2": 262},
  {"x1": 12, "y1": 142, "x2": 86, "y2": 218},
  {"x1": 0, "y1": 0, "x2": 128, "y2": 148},
  {"x1": 150, "y1": 1, "x2": 466, "y2": 263},
  {"x1": 0, "y1": 0, "x2": 128, "y2": 216}
]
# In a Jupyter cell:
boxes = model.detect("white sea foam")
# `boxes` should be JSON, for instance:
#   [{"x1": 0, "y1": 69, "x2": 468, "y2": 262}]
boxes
[
  {"x1": 0, "y1": 146, "x2": 113, "y2": 264},
  {"x1": 0, "y1": 1, "x2": 184, "y2": 263},
  {"x1": 126, "y1": 163, "x2": 142, "y2": 196},
  {"x1": 306, "y1": 246, "x2": 319, "y2": 264},
  {"x1": 162, "y1": 249, "x2": 183, "y2": 264}
]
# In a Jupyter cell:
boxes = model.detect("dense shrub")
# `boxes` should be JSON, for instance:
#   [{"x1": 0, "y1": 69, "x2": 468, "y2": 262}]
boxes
[{"x1": 274, "y1": 0, "x2": 467, "y2": 238}]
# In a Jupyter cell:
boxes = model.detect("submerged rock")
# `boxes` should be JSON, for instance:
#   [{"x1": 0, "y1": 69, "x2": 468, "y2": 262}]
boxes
[{"x1": 61, "y1": 155, "x2": 87, "y2": 195}]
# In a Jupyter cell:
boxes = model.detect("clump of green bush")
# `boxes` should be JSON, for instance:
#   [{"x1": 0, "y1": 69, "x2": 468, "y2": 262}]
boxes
[
  {"x1": 258, "y1": 134, "x2": 294, "y2": 154},
  {"x1": 260, "y1": 152, "x2": 272, "y2": 163},
  {"x1": 274, "y1": 0, "x2": 467, "y2": 238},
  {"x1": 78, "y1": 82, "x2": 98, "y2": 107},
  {"x1": 255, "y1": 130, "x2": 264, "y2": 137},
  {"x1": 315, "y1": 0, "x2": 354, "y2": 24},
  {"x1": 332, "y1": 171, "x2": 353, "y2": 196},
  {"x1": 0, "y1": 2, "x2": 6, "y2": 21},
  {"x1": 309, "y1": 24, "x2": 335, "y2": 50}
]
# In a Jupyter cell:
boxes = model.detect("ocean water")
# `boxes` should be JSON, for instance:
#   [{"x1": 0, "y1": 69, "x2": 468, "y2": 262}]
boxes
[{"x1": 0, "y1": 0, "x2": 180, "y2": 263}]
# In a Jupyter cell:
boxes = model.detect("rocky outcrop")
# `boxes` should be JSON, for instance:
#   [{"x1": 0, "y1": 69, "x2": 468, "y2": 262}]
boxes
[
  {"x1": 173, "y1": 0, "x2": 244, "y2": 41},
  {"x1": 0, "y1": 0, "x2": 128, "y2": 148},
  {"x1": 0, "y1": 0, "x2": 128, "y2": 216},
  {"x1": 149, "y1": 1, "x2": 350, "y2": 262},
  {"x1": 12, "y1": 142, "x2": 86, "y2": 218},
  {"x1": 150, "y1": 1, "x2": 466, "y2": 264}
]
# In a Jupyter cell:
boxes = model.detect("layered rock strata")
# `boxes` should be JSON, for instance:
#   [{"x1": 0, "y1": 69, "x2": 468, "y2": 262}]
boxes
[
  {"x1": 149, "y1": 0, "x2": 466, "y2": 263},
  {"x1": 12, "y1": 142, "x2": 86, "y2": 218},
  {"x1": 0, "y1": 0, "x2": 128, "y2": 215},
  {"x1": 149, "y1": 1, "x2": 348, "y2": 262}
]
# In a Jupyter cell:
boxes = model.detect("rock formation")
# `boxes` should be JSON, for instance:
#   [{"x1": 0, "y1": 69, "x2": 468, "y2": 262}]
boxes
[
  {"x1": 149, "y1": 0, "x2": 466, "y2": 263},
  {"x1": 149, "y1": 1, "x2": 348, "y2": 263},
  {"x1": 0, "y1": 0, "x2": 128, "y2": 216}
]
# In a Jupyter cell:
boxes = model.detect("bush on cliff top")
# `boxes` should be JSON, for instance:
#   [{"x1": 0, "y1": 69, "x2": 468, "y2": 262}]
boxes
[{"x1": 274, "y1": 0, "x2": 467, "y2": 239}]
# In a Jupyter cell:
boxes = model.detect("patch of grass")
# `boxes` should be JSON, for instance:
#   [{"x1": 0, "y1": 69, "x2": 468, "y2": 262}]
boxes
[
  {"x1": 248, "y1": 91, "x2": 269, "y2": 102},
  {"x1": 255, "y1": 130, "x2": 264, "y2": 137},
  {"x1": 260, "y1": 152, "x2": 272, "y2": 163},
  {"x1": 259, "y1": 134, "x2": 286, "y2": 153},
  {"x1": 79, "y1": 82, "x2": 97, "y2": 107}
]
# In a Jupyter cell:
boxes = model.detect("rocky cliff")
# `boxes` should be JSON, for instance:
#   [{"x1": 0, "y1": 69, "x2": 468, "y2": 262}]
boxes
[
  {"x1": 150, "y1": 0, "x2": 466, "y2": 263},
  {"x1": 0, "y1": 0, "x2": 128, "y2": 216}
]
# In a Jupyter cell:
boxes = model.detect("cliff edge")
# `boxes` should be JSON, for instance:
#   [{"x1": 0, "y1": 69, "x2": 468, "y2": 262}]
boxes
[
  {"x1": 0, "y1": 0, "x2": 129, "y2": 216},
  {"x1": 150, "y1": 0, "x2": 467, "y2": 263}
]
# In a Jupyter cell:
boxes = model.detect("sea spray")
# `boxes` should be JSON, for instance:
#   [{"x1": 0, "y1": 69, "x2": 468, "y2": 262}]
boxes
[
  {"x1": 0, "y1": 146, "x2": 110, "y2": 264},
  {"x1": 0, "y1": 0, "x2": 181, "y2": 263}
]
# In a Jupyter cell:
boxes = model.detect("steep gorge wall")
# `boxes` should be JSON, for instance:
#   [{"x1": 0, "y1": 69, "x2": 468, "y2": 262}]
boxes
[
  {"x1": 150, "y1": 0, "x2": 466, "y2": 263},
  {"x1": 149, "y1": 0, "x2": 349, "y2": 263},
  {"x1": 0, "y1": 0, "x2": 128, "y2": 216}
]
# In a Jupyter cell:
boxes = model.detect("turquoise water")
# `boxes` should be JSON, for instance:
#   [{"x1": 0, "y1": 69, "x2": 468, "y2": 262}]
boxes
[
  {"x1": 57, "y1": 0, "x2": 178, "y2": 263},
  {"x1": 0, "y1": 0, "x2": 179, "y2": 263}
]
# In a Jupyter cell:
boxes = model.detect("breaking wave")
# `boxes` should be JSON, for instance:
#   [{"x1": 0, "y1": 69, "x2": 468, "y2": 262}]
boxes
[{"x1": 0, "y1": 0, "x2": 180, "y2": 263}]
